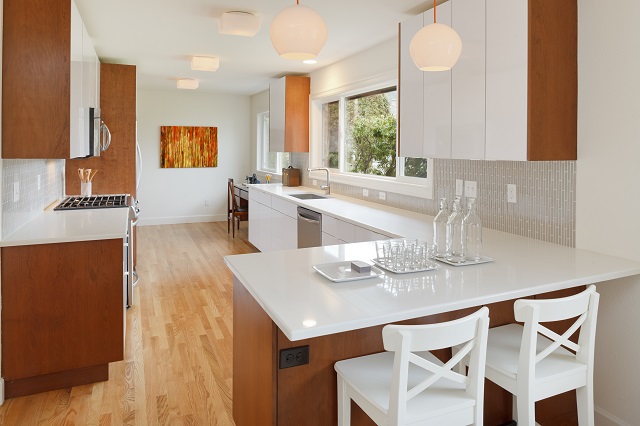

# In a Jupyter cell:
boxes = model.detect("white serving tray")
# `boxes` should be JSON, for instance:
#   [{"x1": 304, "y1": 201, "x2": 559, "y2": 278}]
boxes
[
  {"x1": 371, "y1": 258, "x2": 440, "y2": 274},
  {"x1": 313, "y1": 261, "x2": 384, "y2": 282},
  {"x1": 434, "y1": 256, "x2": 495, "y2": 267}
]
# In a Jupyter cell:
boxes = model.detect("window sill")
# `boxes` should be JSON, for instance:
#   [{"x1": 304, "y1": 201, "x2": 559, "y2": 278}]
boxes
[{"x1": 308, "y1": 168, "x2": 434, "y2": 200}]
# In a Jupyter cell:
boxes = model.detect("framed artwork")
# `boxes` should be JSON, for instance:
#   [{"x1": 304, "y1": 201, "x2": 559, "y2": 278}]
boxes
[{"x1": 160, "y1": 126, "x2": 218, "y2": 168}]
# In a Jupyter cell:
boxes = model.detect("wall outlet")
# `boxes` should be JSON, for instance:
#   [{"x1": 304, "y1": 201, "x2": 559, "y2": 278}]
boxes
[
  {"x1": 205, "y1": 199, "x2": 209, "y2": 206},
  {"x1": 464, "y1": 180, "x2": 477, "y2": 199},
  {"x1": 379, "y1": 191, "x2": 386, "y2": 201},
  {"x1": 507, "y1": 184, "x2": 517, "y2": 203},
  {"x1": 455, "y1": 179, "x2": 464, "y2": 197},
  {"x1": 37, "y1": 174, "x2": 41, "y2": 190},
  {"x1": 362, "y1": 188, "x2": 369, "y2": 197},
  {"x1": 279, "y1": 345, "x2": 310, "y2": 369},
  {"x1": 13, "y1": 182, "x2": 19, "y2": 202},
  {"x1": 313, "y1": 179, "x2": 317, "y2": 186}
]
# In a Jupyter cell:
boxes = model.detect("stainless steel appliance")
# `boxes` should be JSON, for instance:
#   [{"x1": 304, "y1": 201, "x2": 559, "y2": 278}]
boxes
[
  {"x1": 297, "y1": 207, "x2": 322, "y2": 248},
  {"x1": 55, "y1": 194, "x2": 138, "y2": 308}
]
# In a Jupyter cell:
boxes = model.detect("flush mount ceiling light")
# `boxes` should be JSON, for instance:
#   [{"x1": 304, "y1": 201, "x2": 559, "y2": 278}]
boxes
[
  {"x1": 177, "y1": 79, "x2": 199, "y2": 90},
  {"x1": 409, "y1": 0, "x2": 462, "y2": 71},
  {"x1": 219, "y1": 11, "x2": 261, "y2": 37},
  {"x1": 191, "y1": 56, "x2": 219, "y2": 72},
  {"x1": 270, "y1": 0, "x2": 327, "y2": 60}
]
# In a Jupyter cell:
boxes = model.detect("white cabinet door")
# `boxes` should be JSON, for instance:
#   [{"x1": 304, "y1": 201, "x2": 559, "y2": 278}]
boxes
[
  {"x1": 485, "y1": 0, "x2": 528, "y2": 161},
  {"x1": 322, "y1": 232, "x2": 345, "y2": 246},
  {"x1": 322, "y1": 215, "x2": 339, "y2": 238},
  {"x1": 272, "y1": 197, "x2": 297, "y2": 219},
  {"x1": 354, "y1": 226, "x2": 390, "y2": 243},
  {"x1": 451, "y1": 0, "x2": 486, "y2": 160},
  {"x1": 248, "y1": 198, "x2": 260, "y2": 249},
  {"x1": 269, "y1": 77, "x2": 286, "y2": 153},
  {"x1": 337, "y1": 220, "x2": 357, "y2": 243},
  {"x1": 398, "y1": 12, "x2": 425, "y2": 159},
  {"x1": 423, "y1": 2, "x2": 453, "y2": 159},
  {"x1": 282, "y1": 215, "x2": 297, "y2": 250}
]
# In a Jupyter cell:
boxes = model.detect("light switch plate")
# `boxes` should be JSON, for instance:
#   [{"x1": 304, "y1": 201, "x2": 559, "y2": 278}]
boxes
[
  {"x1": 507, "y1": 184, "x2": 517, "y2": 203},
  {"x1": 455, "y1": 179, "x2": 463, "y2": 197},
  {"x1": 464, "y1": 180, "x2": 477, "y2": 199},
  {"x1": 379, "y1": 191, "x2": 386, "y2": 201},
  {"x1": 362, "y1": 188, "x2": 369, "y2": 197}
]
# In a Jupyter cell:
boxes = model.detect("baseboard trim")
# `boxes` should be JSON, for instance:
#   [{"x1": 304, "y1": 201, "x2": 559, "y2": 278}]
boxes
[
  {"x1": 595, "y1": 405, "x2": 632, "y2": 426},
  {"x1": 4, "y1": 364, "x2": 109, "y2": 399},
  {"x1": 0, "y1": 378, "x2": 5, "y2": 405},
  {"x1": 137, "y1": 214, "x2": 226, "y2": 226}
]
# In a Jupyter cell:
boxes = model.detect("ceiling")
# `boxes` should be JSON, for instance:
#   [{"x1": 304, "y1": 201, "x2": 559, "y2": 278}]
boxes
[{"x1": 74, "y1": 0, "x2": 430, "y2": 96}]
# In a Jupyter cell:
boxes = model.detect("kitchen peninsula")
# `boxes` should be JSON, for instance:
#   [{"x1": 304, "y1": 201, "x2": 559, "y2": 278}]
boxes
[{"x1": 225, "y1": 188, "x2": 640, "y2": 425}]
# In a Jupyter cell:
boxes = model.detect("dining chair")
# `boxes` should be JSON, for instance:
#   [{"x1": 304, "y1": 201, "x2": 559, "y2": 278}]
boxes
[
  {"x1": 228, "y1": 178, "x2": 248, "y2": 238},
  {"x1": 334, "y1": 307, "x2": 489, "y2": 426},
  {"x1": 467, "y1": 285, "x2": 599, "y2": 426}
]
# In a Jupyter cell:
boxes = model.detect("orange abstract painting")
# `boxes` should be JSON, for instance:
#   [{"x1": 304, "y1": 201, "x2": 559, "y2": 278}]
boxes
[{"x1": 160, "y1": 126, "x2": 218, "y2": 168}]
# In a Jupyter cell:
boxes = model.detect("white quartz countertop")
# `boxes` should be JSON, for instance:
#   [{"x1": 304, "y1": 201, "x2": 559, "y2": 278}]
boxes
[
  {"x1": 0, "y1": 207, "x2": 129, "y2": 247},
  {"x1": 226, "y1": 208, "x2": 640, "y2": 341},
  {"x1": 247, "y1": 184, "x2": 430, "y2": 239}
]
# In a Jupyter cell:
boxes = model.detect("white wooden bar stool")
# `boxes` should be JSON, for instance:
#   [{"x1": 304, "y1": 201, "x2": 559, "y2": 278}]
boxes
[
  {"x1": 473, "y1": 285, "x2": 599, "y2": 426},
  {"x1": 334, "y1": 307, "x2": 489, "y2": 426}
]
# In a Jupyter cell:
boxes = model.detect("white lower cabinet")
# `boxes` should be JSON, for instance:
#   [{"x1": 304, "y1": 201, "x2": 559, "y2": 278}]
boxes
[
  {"x1": 249, "y1": 190, "x2": 297, "y2": 252},
  {"x1": 322, "y1": 214, "x2": 390, "y2": 245}
]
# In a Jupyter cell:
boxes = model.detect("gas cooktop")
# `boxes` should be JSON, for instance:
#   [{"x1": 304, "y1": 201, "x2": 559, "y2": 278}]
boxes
[{"x1": 54, "y1": 194, "x2": 129, "y2": 210}]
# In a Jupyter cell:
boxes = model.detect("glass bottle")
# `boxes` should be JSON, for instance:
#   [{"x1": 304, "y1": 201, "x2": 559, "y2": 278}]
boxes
[
  {"x1": 446, "y1": 197, "x2": 465, "y2": 263},
  {"x1": 463, "y1": 198, "x2": 483, "y2": 261},
  {"x1": 432, "y1": 198, "x2": 449, "y2": 258}
]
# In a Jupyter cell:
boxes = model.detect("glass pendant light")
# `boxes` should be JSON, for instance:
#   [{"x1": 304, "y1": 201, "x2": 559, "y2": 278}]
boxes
[
  {"x1": 270, "y1": 0, "x2": 327, "y2": 60},
  {"x1": 409, "y1": 0, "x2": 462, "y2": 71}
]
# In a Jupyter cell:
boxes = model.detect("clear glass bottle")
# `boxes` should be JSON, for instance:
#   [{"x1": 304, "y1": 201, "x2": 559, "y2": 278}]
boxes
[
  {"x1": 446, "y1": 197, "x2": 465, "y2": 263},
  {"x1": 432, "y1": 198, "x2": 449, "y2": 258},
  {"x1": 463, "y1": 198, "x2": 483, "y2": 261}
]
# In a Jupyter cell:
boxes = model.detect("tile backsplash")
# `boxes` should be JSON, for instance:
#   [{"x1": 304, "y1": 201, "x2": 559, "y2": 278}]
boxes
[
  {"x1": 272, "y1": 155, "x2": 576, "y2": 247},
  {"x1": 2, "y1": 159, "x2": 65, "y2": 238}
]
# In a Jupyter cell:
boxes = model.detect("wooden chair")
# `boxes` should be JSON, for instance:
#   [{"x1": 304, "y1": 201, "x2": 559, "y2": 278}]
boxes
[
  {"x1": 463, "y1": 285, "x2": 599, "y2": 426},
  {"x1": 228, "y1": 179, "x2": 248, "y2": 238},
  {"x1": 334, "y1": 307, "x2": 489, "y2": 426}
]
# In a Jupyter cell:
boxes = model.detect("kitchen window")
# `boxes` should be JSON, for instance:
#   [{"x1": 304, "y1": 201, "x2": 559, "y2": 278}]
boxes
[
  {"x1": 257, "y1": 111, "x2": 290, "y2": 174},
  {"x1": 311, "y1": 80, "x2": 433, "y2": 198}
]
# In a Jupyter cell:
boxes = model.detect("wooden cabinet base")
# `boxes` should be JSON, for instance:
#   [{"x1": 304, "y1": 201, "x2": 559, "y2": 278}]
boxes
[{"x1": 4, "y1": 364, "x2": 109, "y2": 399}]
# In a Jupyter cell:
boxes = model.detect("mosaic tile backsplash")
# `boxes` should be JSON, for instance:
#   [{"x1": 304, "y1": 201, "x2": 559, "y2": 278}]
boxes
[
  {"x1": 262, "y1": 155, "x2": 575, "y2": 247},
  {"x1": 2, "y1": 159, "x2": 65, "y2": 238}
]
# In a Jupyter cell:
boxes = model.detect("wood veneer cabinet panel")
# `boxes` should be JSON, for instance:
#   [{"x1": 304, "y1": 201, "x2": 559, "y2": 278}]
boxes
[
  {"x1": 2, "y1": 0, "x2": 71, "y2": 159},
  {"x1": 269, "y1": 76, "x2": 310, "y2": 153},
  {"x1": 527, "y1": 0, "x2": 577, "y2": 161},
  {"x1": 233, "y1": 279, "x2": 276, "y2": 426},
  {"x1": 1, "y1": 239, "x2": 124, "y2": 382},
  {"x1": 65, "y1": 64, "x2": 137, "y2": 198}
]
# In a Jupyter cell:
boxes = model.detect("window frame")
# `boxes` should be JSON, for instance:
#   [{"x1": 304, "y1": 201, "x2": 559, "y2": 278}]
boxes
[{"x1": 309, "y1": 73, "x2": 434, "y2": 199}]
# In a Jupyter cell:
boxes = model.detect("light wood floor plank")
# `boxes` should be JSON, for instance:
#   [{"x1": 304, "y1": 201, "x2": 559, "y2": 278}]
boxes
[{"x1": 0, "y1": 222, "x2": 256, "y2": 425}]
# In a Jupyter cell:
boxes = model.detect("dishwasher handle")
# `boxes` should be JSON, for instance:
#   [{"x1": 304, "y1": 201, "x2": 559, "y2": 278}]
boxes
[{"x1": 298, "y1": 211, "x2": 321, "y2": 224}]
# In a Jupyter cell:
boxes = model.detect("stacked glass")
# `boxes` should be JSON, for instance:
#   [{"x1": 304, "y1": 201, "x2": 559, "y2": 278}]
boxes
[{"x1": 375, "y1": 239, "x2": 433, "y2": 272}]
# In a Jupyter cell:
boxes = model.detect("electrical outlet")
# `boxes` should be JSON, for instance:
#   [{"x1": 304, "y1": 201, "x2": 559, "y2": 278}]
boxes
[
  {"x1": 205, "y1": 199, "x2": 209, "y2": 206},
  {"x1": 37, "y1": 175, "x2": 41, "y2": 190},
  {"x1": 313, "y1": 179, "x2": 317, "y2": 186},
  {"x1": 455, "y1": 179, "x2": 463, "y2": 197},
  {"x1": 362, "y1": 188, "x2": 369, "y2": 197},
  {"x1": 507, "y1": 184, "x2": 517, "y2": 203},
  {"x1": 464, "y1": 180, "x2": 477, "y2": 199},
  {"x1": 379, "y1": 191, "x2": 386, "y2": 201},
  {"x1": 13, "y1": 182, "x2": 19, "y2": 202},
  {"x1": 279, "y1": 346, "x2": 310, "y2": 369}
]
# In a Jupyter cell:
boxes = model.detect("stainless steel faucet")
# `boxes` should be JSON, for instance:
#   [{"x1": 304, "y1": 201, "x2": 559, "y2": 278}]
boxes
[{"x1": 308, "y1": 168, "x2": 331, "y2": 195}]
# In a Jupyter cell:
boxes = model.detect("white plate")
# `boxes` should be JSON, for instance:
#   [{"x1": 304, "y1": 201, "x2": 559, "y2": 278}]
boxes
[
  {"x1": 313, "y1": 261, "x2": 384, "y2": 282},
  {"x1": 371, "y1": 258, "x2": 440, "y2": 274},
  {"x1": 434, "y1": 256, "x2": 495, "y2": 266}
]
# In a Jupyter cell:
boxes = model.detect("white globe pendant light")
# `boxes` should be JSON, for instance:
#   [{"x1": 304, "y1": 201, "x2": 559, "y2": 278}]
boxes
[
  {"x1": 270, "y1": 0, "x2": 327, "y2": 60},
  {"x1": 410, "y1": 0, "x2": 462, "y2": 71}
]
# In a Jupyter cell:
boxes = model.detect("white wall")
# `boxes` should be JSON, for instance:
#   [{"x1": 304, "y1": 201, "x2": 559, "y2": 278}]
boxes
[
  {"x1": 577, "y1": 1, "x2": 640, "y2": 424},
  {"x1": 137, "y1": 89, "x2": 251, "y2": 225}
]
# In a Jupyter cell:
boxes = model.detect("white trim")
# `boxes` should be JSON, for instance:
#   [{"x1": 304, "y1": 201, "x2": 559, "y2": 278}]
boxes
[
  {"x1": 137, "y1": 214, "x2": 226, "y2": 226},
  {"x1": 0, "y1": 378, "x2": 4, "y2": 405},
  {"x1": 595, "y1": 406, "x2": 632, "y2": 426},
  {"x1": 312, "y1": 70, "x2": 398, "y2": 99}
]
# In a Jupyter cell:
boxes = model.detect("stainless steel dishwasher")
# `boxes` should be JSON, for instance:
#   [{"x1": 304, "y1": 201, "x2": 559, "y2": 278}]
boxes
[{"x1": 297, "y1": 206, "x2": 322, "y2": 248}]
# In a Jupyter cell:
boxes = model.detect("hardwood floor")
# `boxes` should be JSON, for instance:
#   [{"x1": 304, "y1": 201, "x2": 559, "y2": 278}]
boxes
[{"x1": 0, "y1": 222, "x2": 256, "y2": 425}]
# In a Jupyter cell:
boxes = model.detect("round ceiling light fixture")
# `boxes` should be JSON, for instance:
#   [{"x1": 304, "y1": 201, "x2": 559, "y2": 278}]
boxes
[
  {"x1": 409, "y1": 0, "x2": 462, "y2": 71},
  {"x1": 269, "y1": 0, "x2": 327, "y2": 60}
]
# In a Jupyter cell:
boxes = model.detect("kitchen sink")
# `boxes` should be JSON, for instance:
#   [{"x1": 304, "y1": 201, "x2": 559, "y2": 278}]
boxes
[{"x1": 289, "y1": 193, "x2": 328, "y2": 200}]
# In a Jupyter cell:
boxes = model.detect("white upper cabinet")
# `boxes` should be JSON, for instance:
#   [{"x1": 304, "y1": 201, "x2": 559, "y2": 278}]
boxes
[
  {"x1": 485, "y1": 0, "x2": 528, "y2": 160},
  {"x1": 451, "y1": 0, "x2": 486, "y2": 160},
  {"x1": 398, "y1": 0, "x2": 577, "y2": 161},
  {"x1": 398, "y1": 12, "x2": 424, "y2": 159}
]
